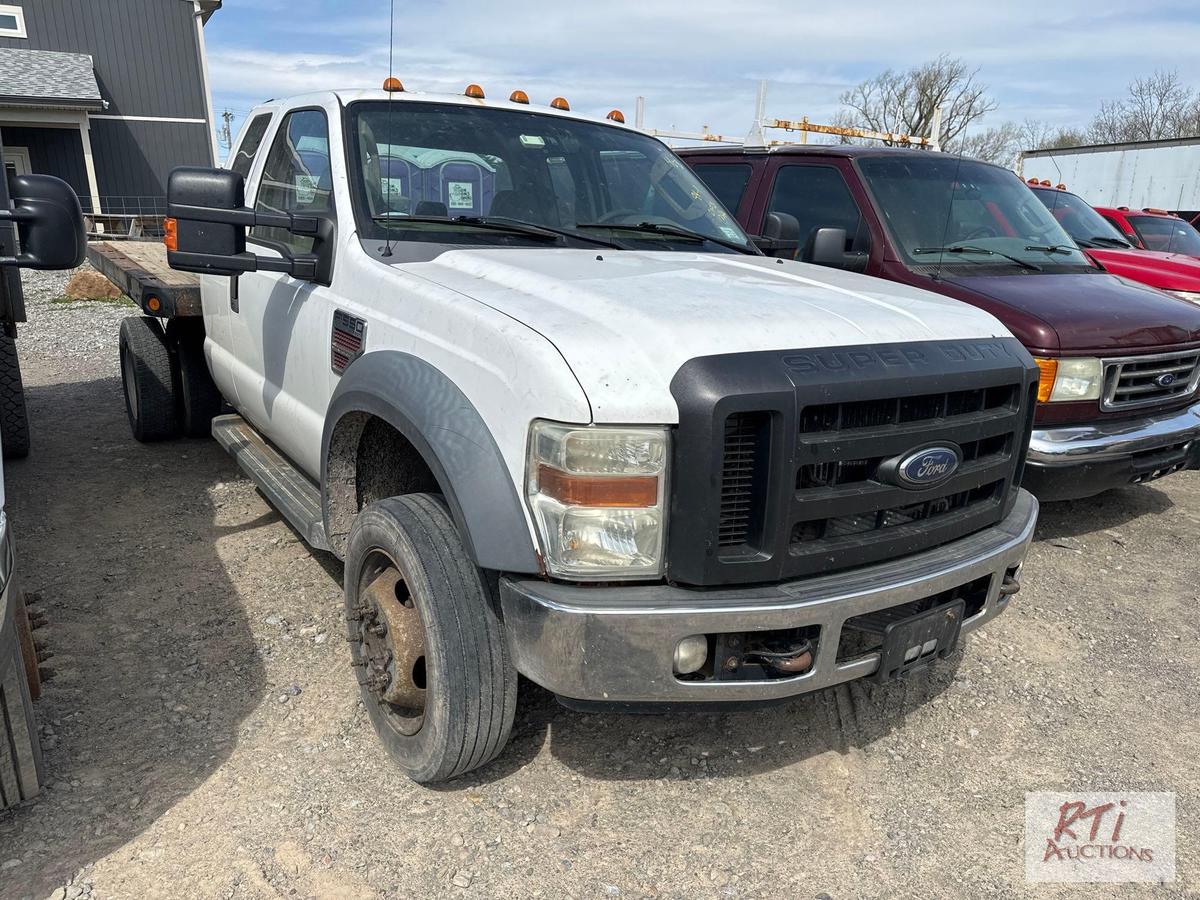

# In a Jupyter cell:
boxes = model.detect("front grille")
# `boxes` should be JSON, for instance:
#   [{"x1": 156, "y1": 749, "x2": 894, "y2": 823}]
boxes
[
  {"x1": 665, "y1": 338, "x2": 1039, "y2": 587},
  {"x1": 1101, "y1": 348, "x2": 1200, "y2": 411}
]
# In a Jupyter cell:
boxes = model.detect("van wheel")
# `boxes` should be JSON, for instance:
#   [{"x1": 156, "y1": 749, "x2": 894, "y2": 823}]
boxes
[
  {"x1": 119, "y1": 317, "x2": 179, "y2": 442},
  {"x1": 0, "y1": 334, "x2": 30, "y2": 459},
  {"x1": 344, "y1": 494, "x2": 517, "y2": 783},
  {"x1": 170, "y1": 324, "x2": 222, "y2": 438}
]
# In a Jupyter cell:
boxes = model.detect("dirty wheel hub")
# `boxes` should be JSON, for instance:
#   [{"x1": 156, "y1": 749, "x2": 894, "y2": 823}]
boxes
[{"x1": 354, "y1": 562, "x2": 426, "y2": 732}]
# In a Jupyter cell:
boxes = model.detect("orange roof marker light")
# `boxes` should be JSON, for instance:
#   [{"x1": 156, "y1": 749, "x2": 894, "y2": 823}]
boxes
[
  {"x1": 1056, "y1": 183, "x2": 1067, "y2": 190},
  {"x1": 509, "y1": 89, "x2": 529, "y2": 104},
  {"x1": 163, "y1": 216, "x2": 178, "y2": 252},
  {"x1": 1040, "y1": 179, "x2": 1052, "y2": 187},
  {"x1": 550, "y1": 96, "x2": 570, "y2": 111},
  {"x1": 606, "y1": 109, "x2": 625, "y2": 123},
  {"x1": 1027, "y1": 178, "x2": 1039, "y2": 186},
  {"x1": 383, "y1": 77, "x2": 404, "y2": 93},
  {"x1": 465, "y1": 83, "x2": 485, "y2": 99}
]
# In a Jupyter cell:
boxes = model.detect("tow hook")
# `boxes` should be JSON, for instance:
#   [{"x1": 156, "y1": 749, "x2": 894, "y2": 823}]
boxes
[
  {"x1": 744, "y1": 639, "x2": 814, "y2": 675},
  {"x1": 999, "y1": 567, "x2": 1021, "y2": 597}
]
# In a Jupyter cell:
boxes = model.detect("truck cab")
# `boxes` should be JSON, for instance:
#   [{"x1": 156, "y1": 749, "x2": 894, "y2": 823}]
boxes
[
  {"x1": 126, "y1": 87, "x2": 1041, "y2": 782},
  {"x1": 1029, "y1": 183, "x2": 1200, "y2": 305},
  {"x1": 681, "y1": 145, "x2": 1200, "y2": 501},
  {"x1": 1095, "y1": 204, "x2": 1200, "y2": 262}
]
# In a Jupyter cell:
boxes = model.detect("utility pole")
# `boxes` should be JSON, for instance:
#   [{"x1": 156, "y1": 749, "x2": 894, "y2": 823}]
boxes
[{"x1": 218, "y1": 109, "x2": 235, "y2": 152}]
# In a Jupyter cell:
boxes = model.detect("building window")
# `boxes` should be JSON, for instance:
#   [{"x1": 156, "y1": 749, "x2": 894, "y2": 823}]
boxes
[{"x1": 0, "y1": 5, "x2": 26, "y2": 39}]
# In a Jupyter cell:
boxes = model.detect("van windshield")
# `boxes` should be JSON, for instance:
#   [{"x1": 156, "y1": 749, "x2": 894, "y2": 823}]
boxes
[
  {"x1": 857, "y1": 155, "x2": 1095, "y2": 272},
  {"x1": 346, "y1": 101, "x2": 753, "y2": 253}
]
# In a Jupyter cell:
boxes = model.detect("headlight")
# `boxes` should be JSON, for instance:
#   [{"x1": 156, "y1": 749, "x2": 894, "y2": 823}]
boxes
[
  {"x1": 526, "y1": 421, "x2": 668, "y2": 580},
  {"x1": 1167, "y1": 290, "x2": 1200, "y2": 306},
  {"x1": 1033, "y1": 357, "x2": 1103, "y2": 402}
]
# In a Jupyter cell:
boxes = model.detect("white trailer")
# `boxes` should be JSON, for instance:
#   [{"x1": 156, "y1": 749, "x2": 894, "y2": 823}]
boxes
[{"x1": 1019, "y1": 137, "x2": 1200, "y2": 219}]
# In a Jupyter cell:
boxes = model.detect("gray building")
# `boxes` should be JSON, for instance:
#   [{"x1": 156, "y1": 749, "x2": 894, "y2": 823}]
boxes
[{"x1": 0, "y1": 0, "x2": 220, "y2": 220}]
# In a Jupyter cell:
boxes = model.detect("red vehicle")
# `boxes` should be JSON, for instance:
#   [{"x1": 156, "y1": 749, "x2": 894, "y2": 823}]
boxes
[
  {"x1": 1029, "y1": 185, "x2": 1200, "y2": 305},
  {"x1": 1095, "y1": 204, "x2": 1200, "y2": 262},
  {"x1": 680, "y1": 145, "x2": 1200, "y2": 501}
]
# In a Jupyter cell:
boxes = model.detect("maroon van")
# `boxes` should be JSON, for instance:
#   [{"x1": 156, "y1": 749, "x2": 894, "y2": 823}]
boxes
[{"x1": 680, "y1": 146, "x2": 1200, "y2": 501}]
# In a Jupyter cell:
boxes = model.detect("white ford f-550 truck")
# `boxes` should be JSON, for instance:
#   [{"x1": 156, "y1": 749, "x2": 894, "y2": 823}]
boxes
[{"x1": 115, "y1": 84, "x2": 1040, "y2": 782}]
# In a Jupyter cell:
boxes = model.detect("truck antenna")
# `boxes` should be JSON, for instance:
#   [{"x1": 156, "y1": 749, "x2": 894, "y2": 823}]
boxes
[
  {"x1": 381, "y1": 0, "x2": 397, "y2": 258},
  {"x1": 932, "y1": 150, "x2": 965, "y2": 283}
]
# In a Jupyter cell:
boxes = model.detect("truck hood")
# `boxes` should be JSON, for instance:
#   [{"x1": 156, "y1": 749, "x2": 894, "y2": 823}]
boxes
[
  {"x1": 940, "y1": 271, "x2": 1200, "y2": 354},
  {"x1": 413, "y1": 248, "x2": 1013, "y2": 423},
  {"x1": 1087, "y1": 248, "x2": 1200, "y2": 291}
]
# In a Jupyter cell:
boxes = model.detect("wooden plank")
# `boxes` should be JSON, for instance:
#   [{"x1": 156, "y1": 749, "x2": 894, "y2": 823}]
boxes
[{"x1": 85, "y1": 240, "x2": 202, "y2": 318}]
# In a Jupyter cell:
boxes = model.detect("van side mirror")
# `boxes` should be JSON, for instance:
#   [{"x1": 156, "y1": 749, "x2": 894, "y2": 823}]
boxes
[
  {"x1": 0, "y1": 174, "x2": 86, "y2": 270},
  {"x1": 166, "y1": 166, "x2": 334, "y2": 284},
  {"x1": 805, "y1": 226, "x2": 869, "y2": 273},
  {"x1": 753, "y1": 212, "x2": 801, "y2": 258}
]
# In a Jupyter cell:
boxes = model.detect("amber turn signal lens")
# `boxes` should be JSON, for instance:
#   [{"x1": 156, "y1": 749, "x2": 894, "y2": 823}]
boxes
[
  {"x1": 509, "y1": 89, "x2": 529, "y2": 104},
  {"x1": 147, "y1": 296, "x2": 161, "y2": 312},
  {"x1": 383, "y1": 77, "x2": 404, "y2": 93},
  {"x1": 1034, "y1": 357, "x2": 1058, "y2": 403},
  {"x1": 537, "y1": 464, "x2": 658, "y2": 508},
  {"x1": 550, "y1": 96, "x2": 570, "y2": 110},
  {"x1": 163, "y1": 217, "x2": 177, "y2": 251},
  {"x1": 464, "y1": 83, "x2": 485, "y2": 99}
]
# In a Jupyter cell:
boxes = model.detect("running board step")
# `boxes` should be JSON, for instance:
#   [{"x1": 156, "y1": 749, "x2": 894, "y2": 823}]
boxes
[{"x1": 212, "y1": 414, "x2": 330, "y2": 551}]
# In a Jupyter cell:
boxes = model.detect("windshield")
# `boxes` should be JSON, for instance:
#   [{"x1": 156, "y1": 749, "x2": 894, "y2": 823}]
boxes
[
  {"x1": 347, "y1": 101, "x2": 752, "y2": 253},
  {"x1": 856, "y1": 155, "x2": 1094, "y2": 272},
  {"x1": 1127, "y1": 214, "x2": 1200, "y2": 256},
  {"x1": 1032, "y1": 189, "x2": 1132, "y2": 249}
]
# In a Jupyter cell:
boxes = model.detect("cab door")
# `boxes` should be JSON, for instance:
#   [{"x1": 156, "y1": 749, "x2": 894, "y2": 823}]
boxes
[{"x1": 228, "y1": 105, "x2": 340, "y2": 478}]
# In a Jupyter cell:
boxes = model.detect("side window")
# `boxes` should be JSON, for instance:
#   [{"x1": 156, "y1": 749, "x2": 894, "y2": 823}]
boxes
[
  {"x1": 768, "y1": 165, "x2": 862, "y2": 251},
  {"x1": 229, "y1": 113, "x2": 272, "y2": 179},
  {"x1": 690, "y1": 163, "x2": 753, "y2": 215},
  {"x1": 252, "y1": 109, "x2": 332, "y2": 254}
]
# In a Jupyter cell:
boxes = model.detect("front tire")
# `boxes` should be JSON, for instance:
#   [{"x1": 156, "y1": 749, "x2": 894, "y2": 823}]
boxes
[
  {"x1": 119, "y1": 316, "x2": 179, "y2": 442},
  {"x1": 0, "y1": 334, "x2": 30, "y2": 459},
  {"x1": 344, "y1": 494, "x2": 517, "y2": 783}
]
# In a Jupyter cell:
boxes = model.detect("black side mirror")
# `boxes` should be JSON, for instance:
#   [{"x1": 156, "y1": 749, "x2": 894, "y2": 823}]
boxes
[
  {"x1": 805, "y1": 226, "x2": 869, "y2": 273},
  {"x1": 0, "y1": 174, "x2": 86, "y2": 270},
  {"x1": 167, "y1": 166, "x2": 334, "y2": 284},
  {"x1": 753, "y1": 212, "x2": 801, "y2": 258}
]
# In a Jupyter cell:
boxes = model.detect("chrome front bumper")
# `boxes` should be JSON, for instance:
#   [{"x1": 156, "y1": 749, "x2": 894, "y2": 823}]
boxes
[
  {"x1": 499, "y1": 489, "x2": 1038, "y2": 704},
  {"x1": 1027, "y1": 399, "x2": 1200, "y2": 465}
]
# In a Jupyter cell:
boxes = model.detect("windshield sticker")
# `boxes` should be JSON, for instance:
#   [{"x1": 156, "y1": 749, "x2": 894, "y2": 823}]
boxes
[
  {"x1": 719, "y1": 225, "x2": 742, "y2": 241},
  {"x1": 295, "y1": 174, "x2": 318, "y2": 205},
  {"x1": 519, "y1": 134, "x2": 546, "y2": 148},
  {"x1": 447, "y1": 181, "x2": 474, "y2": 209}
]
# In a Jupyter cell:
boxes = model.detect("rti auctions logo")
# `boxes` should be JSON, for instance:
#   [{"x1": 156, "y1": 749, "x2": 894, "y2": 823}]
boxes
[{"x1": 1025, "y1": 792, "x2": 1175, "y2": 883}]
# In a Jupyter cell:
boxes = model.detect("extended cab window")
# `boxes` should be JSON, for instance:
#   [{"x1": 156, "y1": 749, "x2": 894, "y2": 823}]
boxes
[
  {"x1": 229, "y1": 113, "x2": 272, "y2": 179},
  {"x1": 768, "y1": 165, "x2": 861, "y2": 250},
  {"x1": 252, "y1": 109, "x2": 332, "y2": 255},
  {"x1": 691, "y1": 163, "x2": 753, "y2": 214}
]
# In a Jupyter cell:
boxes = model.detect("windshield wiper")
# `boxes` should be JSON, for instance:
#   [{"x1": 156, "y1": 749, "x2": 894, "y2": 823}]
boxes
[
  {"x1": 1086, "y1": 235, "x2": 1132, "y2": 249},
  {"x1": 576, "y1": 221, "x2": 759, "y2": 255},
  {"x1": 913, "y1": 245, "x2": 1042, "y2": 272},
  {"x1": 372, "y1": 214, "x2": 621, "y2": 248},
  {"x1": 1024, "y1": 244, "x2": 1075, "y2": 255}
]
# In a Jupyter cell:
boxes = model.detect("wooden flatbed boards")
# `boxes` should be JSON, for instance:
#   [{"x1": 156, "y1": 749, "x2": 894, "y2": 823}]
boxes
[{"x1": 86, "y1": 241, "x2": 202, "y2": 318}]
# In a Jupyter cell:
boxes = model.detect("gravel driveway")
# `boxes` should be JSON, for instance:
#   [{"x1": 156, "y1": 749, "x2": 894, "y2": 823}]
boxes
[{"x1": 0, "y1": 267, "x2": 1196, "y2": 899}]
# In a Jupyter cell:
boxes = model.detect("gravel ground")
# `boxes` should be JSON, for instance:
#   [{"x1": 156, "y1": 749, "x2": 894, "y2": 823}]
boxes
[{"x1": 0, "y1": 266, "x2": 1198, "y2": 899}]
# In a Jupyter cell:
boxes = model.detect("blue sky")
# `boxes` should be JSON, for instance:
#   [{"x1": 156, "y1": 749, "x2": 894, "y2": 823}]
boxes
[{"x1": 203, "y1": 1, "x2": 1200, "y2": 155}]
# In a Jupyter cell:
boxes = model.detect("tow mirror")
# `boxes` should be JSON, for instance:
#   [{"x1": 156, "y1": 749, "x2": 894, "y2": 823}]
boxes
[
  {"x1": 166, "y1": 166, "x2": 334, "y2": 284},
  {"x1": 0, "y1": 174, "x2": 86, "y2": 270},
  {"x1": 805, "y1": 226, "x2": 869, "y2": 273},
  {"x1": 753, "y1": 212, "x2": 801, "y2": 258}
]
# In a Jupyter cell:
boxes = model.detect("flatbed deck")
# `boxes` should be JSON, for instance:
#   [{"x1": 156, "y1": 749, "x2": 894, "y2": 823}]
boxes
[{"x1": 86, "y1": 241, "x2": 201, "y2": 318}]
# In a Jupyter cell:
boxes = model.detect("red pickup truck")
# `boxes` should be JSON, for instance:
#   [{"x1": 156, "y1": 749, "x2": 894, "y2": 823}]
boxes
[
  {"x1": 680, "y1": 145, "x2": 1200, "y2": 501},
  {"x1": 1027, "y1": 184, "x2": 1200, "y2": 305},
  {"x1": 1094, "y1": 204, "x2": 1200, "y2": 262}
]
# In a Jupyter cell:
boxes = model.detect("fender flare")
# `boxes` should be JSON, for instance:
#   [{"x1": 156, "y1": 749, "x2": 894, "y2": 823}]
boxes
[{"x1": 322, "y1": 351, "x2": 540, "y2": 573}]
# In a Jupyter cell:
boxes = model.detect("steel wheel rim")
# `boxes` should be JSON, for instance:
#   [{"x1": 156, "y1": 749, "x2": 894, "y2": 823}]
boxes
[{"x1": 353, "y1": 550, "x2": 427, "y2": 736}]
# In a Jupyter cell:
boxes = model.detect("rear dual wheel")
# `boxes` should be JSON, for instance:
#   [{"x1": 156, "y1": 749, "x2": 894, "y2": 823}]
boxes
[
  {"x1": 344, "y1": 494, "x2": 517, "y2": 783},
  {"x1": 119, "y1": 317, "x2": 221, "y2": 442}
]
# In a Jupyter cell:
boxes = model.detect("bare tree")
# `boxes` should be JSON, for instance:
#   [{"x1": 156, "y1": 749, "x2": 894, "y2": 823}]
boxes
[
  {"x1": 1087, "y1": 70, "x2": 1200, "y2": 142},
  {"x1": 837, "y1": 55, "x2": 997, "y2": 147}
]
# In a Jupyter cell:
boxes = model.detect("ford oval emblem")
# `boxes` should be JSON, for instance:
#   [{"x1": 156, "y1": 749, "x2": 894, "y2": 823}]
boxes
[
  {"x1": 894, "y1": 445, "x2": 961, "y2": 489},
  {"x1": 1156, "y1": 373, "x2": 1177, "y2": 388}
]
